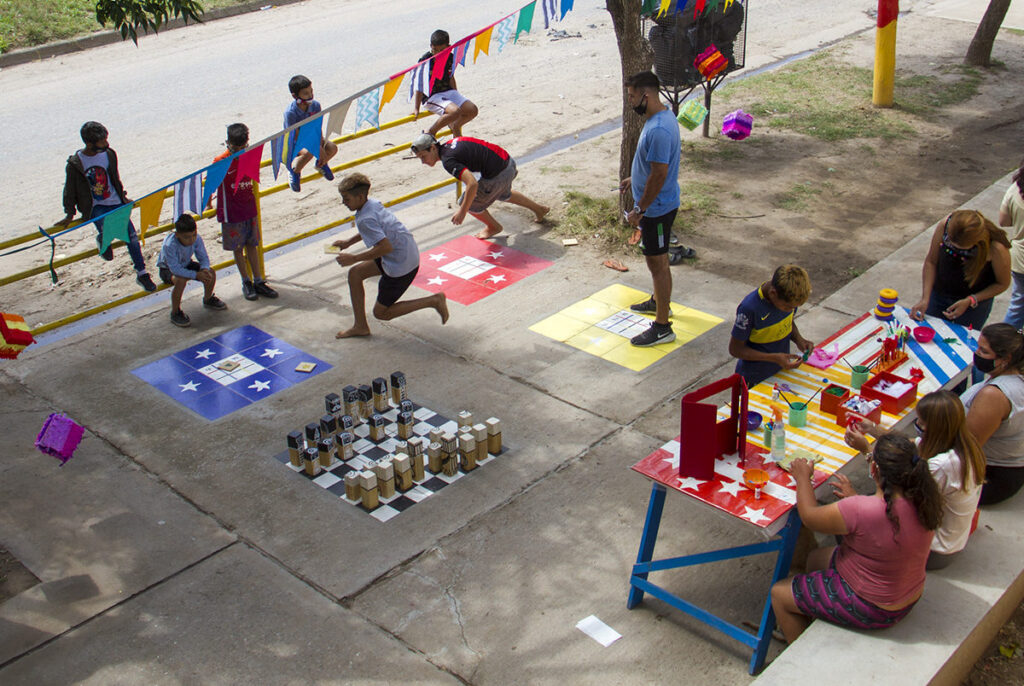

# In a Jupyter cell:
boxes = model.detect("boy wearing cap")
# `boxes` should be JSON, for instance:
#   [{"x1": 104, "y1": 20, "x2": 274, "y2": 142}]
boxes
[
  {"x1": 413, "y1": 29, "x2": 479, "y2": 138},
  {"x1": 409, "y1": 133, "x2": 548, "y2": 239},
  {"x1": 729, "y1": 265, "x2": 814, "y2": 388},
  {"x1": 332, "y1": 173, "x2": 449, "y2": 338}
]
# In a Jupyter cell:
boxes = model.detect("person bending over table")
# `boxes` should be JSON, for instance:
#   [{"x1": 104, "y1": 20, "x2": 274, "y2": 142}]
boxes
[
  {"x1": 844, "y1": 390, "x2": 985, "y2": 570},
  {"x1": 770, "y1": 435, "x2": 941, "y2": 643},
  {"x1": 961, "y1": 323, "x2": 1024, "y2": 505},
  {"x1": 729, "y1": 265, "x2": 814, "y2": 389},
  {"x1": 910, "y1": 209, "x2": 1010, "y2": 329}
]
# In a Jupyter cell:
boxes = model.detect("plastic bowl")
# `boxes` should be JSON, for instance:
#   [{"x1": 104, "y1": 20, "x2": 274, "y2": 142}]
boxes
[
  {"x1": 913, "y1": 326, "x2": 935, "y2": 344},
  {"x1": 746, "y1": 411, "x2": 763, "y2": 432}
]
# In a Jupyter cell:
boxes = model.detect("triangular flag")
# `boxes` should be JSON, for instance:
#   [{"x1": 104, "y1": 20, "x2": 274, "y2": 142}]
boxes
[
  {"x1": 173, "y1": 173, "x2": 204, "y2": 219},
  {"x1": 409, "y1": 60, "x2": 430, "y2": 101},
  {"x1": 201, "y1": 157, "x2": 232, "y2": 211},
  {"x1": 293, "y1": 116, "x2": 324, "y2": 164},
  {"x1": 474, "y1": 26, "x2": 494, "y2": 62},
  {"x1": 354, "y1": 88, "x2": 381, "y2": 130},
  {"x1": 515, "y1": 3, "x2": 535, "y2": 41},
  {"x1": 675, "y1": 0, "x2": 690, "y2": 14},
  {"x1": 325, "y1": 101, "x2": 351, "y2": 137},
  {"x1": 541, "y1": 0, "x2": 558, "y2": 28},
  {"x1": 454, "y1": 40, "x2": 470, "y2": 68},
  {"x1": 137, "y1": 189, "x2": 168, "y2": 244},
  {"x1": 98, "y1": 203, "x2": 133, "y2": 255},
  {"x1": 270, "y1": 135, "x2": 284, "y2": 180},
  {"x1": 560, "y1": 0, "x2": 574, "y2": 19},
  {"x1": 694, "y1": 0, "x2": 706, "y2": 18},
  {"x1": 235, "y1": 144, "x2": 264, "y2": 192},
  {"x1": 430, "y1": 47, "x2": 452, "y2": 88},
  {"x1": 495, "y1": 16, "x2": 514, "y2": 52},
  {"x1": 658, "y1": 0, "x2": 672, "y2": 17},
  {"x1": 380, "y1": 74, "x2": 405, "y2": 111},
  {"x1": 724, "y1": 0, "x2": 733, "y2": 8}
]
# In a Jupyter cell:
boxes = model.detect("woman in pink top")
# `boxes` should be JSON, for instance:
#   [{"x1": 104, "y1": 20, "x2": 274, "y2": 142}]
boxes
[{"x1": 770, "y1": 435, "x2": 942, "y2": 643}]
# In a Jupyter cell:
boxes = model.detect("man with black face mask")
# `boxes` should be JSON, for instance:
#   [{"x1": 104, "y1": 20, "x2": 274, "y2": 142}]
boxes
[{"x1": 619, "y1": 71, "x2": 691, "y2": 347}]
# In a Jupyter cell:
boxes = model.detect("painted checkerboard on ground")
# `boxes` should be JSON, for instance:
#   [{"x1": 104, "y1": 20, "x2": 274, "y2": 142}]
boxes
[
  {"x1": 529, "y1": 284, "x2": 723, "y2": 371},
  {"x1": 274, "y1": 400, "x2": 507, "y2": 522},
  {"x1": 413, "y1": 235, "x2": 553, "y2": 305},
  {"x1": 132, "y1": 325, "x2": 331, "y2": 420}
]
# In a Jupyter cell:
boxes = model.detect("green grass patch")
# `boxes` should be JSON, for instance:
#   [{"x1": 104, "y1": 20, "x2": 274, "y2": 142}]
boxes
[
  {"x1": 681, "y1": 138, "x2": 745, "y2": 170},
  {"x1": 556, "y1": 191, "x2": 635, "y2": 253},
  {"x1": 721, "y1": 51, "x2": 915, "y2": 141},
  {"x1": 775, "y1": 181, "x2": 822, "y2": 211},
  {"x1": 0, "y1": 0, "x2": 243, "y2": 52},
  {"x1": 893, "y1": 65, "x2": 983, "y2": 117}
]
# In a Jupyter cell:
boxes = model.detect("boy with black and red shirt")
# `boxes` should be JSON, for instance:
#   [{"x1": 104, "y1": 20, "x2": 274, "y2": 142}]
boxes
[
  {"x1": 413, "y1": 30, "x2": 479, "y2": 138},
  {"x1": 409, "y1": 133, "x2": 548, "y2": 239}
]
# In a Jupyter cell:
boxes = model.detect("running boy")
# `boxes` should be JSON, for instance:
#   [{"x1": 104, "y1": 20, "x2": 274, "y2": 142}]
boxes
[
  {"x1": 284, "y1": 75, "x2": 337, "y2": 192},
  {"x1": 332, "y1": 173, "x2": 448, "y2": 338},
  {"x1": 157, "y1": 214, "x2": 227, "y2": 327},
  {"x1": 413, "y1": 29, "x2": 479, "y2": 138},
  {"x1": 729, "y1": 265, "x2": 815, "y2": 388},
  {"x1": 56, "y1": 121, "x2": 156, "y2": 292},
  {"x1": 211, "y1": 123, "x2": 279, "y2": 301}
]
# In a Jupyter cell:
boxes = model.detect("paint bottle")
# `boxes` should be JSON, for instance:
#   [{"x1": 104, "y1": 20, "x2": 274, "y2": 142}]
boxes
[{"x1": 771, "y1": 408, "x2": 786, "y2": 462}]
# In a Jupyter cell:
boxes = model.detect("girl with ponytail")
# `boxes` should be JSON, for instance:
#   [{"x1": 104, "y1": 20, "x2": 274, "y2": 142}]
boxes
[
  {"x1": 910, "y1": 209, "x2": 1010, "y2": 329},
  {"x1": 770, "y1": 435, "x2": 940, "y2": 643},
  {"x1": 962, "y1": 322, "x2": 1024, "y2": 504}
]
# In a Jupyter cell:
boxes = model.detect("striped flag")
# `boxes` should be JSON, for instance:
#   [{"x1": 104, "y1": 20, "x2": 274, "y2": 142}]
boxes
[
  {"x1": 408, "y1": 60, "x2": 430, "y2": 101},
  {"x1": 173, "y1": 173, "x2": 203, "y2": 219},
  {"x1": 541, "y1": 0, "x2": 558, "y2": 28}
]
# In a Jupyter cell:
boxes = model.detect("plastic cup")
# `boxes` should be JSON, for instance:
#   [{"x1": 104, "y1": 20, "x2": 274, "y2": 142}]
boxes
[
  {"x1": 788, "y1": 402, "x2": 808, "y2": 428},
  {"x1": 851, "y1": 365, "x2": 870, "y2": 390}
]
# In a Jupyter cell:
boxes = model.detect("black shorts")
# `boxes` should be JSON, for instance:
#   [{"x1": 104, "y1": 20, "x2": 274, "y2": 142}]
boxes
[
  {"x1": 639, "y1": 209, "x2": 677, "y2": 257},
  {"x1": 158, "y1": 260, "x2": 201, "y2": 285},
  {"x1": 374, "y1": 257, "x2": 418, "y2": 307}
]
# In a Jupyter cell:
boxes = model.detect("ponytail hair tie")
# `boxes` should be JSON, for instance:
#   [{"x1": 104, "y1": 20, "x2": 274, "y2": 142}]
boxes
[{"x1": 911, "y1": 455, "x2": 920, "y2": 466}]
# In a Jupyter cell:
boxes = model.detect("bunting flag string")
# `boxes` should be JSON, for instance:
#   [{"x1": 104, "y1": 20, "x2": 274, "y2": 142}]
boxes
[
  {"x1": 380, "y1": 74, "x2": 405, "y2": 111},
  {"x1": 431, "y1": 47, "x2": 453, "y2": 87},
  {"x1": 676, "y1": 0, "x2": 691, "y2": 15},
  {"x1": 137, "y1": 189, "x2": 168, "y2": 244},
  {"x1": 723, "y1": 0, "x2": 733, "y2": 8},
  {"x1": 516, "y1": 2, "x2": 535, "y2": 41},
  {"x1": 289, "y1": 117, "x2": 324, "y2": 166},
  {"x1": 201, "y1": 157, "x2": 232, "y2": 212},
  {"x1": 454, "y1": 40, "x2": 470, "y2": 68},
  {"x1": 474, "y1": 26, "x2": 494, "y2": 62},
  {"x1": 408, "y1": 60, "x2": 430, "y2": 102},
  {"x1": 234, "y1": 144, "x2": 264, "y2": 192},
  {"x1": 354, "y1": 88, "x2": 381, "y2": 130},
  {"x1": 657, "y1": 0, "x2": 672, "y2": 17},
  {"x1": 494, "y1": 16, "x2": 514, "y2": 52},
  {"x1": 324, "y1": 102, "x2": 351, "y2": 138},
  {"x1": 560, "y1": 0, "x2": 574, "y2": 19},
  {"x1": 173, "y1": 173, "x2": 204, "y2": 219},
  {"x1": 693, "y1": 0, "x2": 706, "y2": 18},
  {"x1": 541, "y1": 0, "x2": 559, "y2": 28},
  {"x1": 98, "y1": 204, "x2": 133, "y2": 255}
]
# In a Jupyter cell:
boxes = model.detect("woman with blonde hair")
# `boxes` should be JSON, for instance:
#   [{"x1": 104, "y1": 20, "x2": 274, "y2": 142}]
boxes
[
  {"x1": 845, "y1": 390, "x2": 985, "y2": 569},
  {"x1": 911, "y1": 209, "x2": 1011, "y2": 329}
]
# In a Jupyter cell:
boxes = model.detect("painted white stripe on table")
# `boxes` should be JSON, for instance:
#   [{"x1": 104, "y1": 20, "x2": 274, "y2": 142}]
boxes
[{"x1": 717, "y1": 461, "x2": 797, "y2": 504}]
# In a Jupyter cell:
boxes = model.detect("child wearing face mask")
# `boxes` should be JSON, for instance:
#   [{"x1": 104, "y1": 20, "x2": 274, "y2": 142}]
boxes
[
  {"x1": 960, "y1": 322, "x2": 1024, "y2": 504},
  {"x1": 283, "y1": 74, "x2": 338, "y2": 192}
]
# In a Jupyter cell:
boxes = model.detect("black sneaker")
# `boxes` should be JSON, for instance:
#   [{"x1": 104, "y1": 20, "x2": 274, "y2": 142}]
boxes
[
  {"x1": 631, "y1": 323, "x2": 675, "y2": 347},
  {"x1": 242, "y1": 281, "x2": 258, "y2": 301},
  {"x1": 254, "y1": 281, "x2": 279, "y2": 298},
  {"x1": 136, "y1": 273, "x2": 157, "y2": 292},
  {"x1": 170, "y1": 309, "x2": 191, "y2": 327},
  {"x1": 203, "y1": 295, "x2": 228, "y2": 310},
  {"x1": 630, "y1": 296, "x2": 672, "y2": 317},
  {"x1": 96, "y1": 235, "x2": 114, "y2": 261}
]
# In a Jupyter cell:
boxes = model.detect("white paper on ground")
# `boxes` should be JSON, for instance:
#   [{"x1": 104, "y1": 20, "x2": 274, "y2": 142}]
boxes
[{"x1": 575, "y1": 614, "x2": 622, "y2": 647}]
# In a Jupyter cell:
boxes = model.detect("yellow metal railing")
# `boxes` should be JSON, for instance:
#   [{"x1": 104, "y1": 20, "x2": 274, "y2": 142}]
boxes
[{"x1": 4, "y1": 113, "x2": 460, "y2": 335}]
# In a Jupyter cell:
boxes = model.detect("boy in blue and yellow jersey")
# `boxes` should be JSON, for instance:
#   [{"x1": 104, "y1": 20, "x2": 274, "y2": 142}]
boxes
[{"x1": 729, "y1": 265, "x2": 814, "y2": 388}]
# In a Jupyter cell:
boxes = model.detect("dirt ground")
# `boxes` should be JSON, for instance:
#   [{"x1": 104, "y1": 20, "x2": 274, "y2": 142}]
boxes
[{"x1": 3, "y1": 6, "x2": 1024, "y2": 683}]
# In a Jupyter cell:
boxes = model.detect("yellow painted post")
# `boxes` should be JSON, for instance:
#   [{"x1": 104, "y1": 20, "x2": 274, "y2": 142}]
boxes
[{"x1": 872, "y1": 0, "x2": 899, "y2": 107}]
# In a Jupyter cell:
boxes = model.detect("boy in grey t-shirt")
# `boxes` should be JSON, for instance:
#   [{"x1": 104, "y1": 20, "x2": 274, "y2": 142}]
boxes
[{"x1": 332, "y1": 173, "x2": 448, "y2": 338}]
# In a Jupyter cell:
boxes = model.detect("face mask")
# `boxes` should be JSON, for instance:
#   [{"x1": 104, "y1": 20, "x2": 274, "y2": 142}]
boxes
[
  {"x1": 632, "y1": 94, "x2": 648, "y2": 116},
  {"x1": 974, "y1": 352, "x2": 997, "y2": 374}
]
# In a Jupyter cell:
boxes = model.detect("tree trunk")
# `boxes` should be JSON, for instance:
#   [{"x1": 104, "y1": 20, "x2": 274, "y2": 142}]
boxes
[
  {"x1": 606, "y1": 0, "x2": 654, "y2": 213},
  {"x1": 965, "y1": 0, "x2": 1012, "y2": 67}
]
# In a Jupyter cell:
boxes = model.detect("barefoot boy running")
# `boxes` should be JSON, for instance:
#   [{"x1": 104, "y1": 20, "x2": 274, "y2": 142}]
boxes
[{"x1": 333, "y1": 173, "x2": 448, "y2": 338}]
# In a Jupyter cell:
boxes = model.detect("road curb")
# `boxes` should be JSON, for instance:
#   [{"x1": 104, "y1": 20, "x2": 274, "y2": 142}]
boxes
[{"x1": 0, "y1": 0, "x2": 307, "y2": 69}]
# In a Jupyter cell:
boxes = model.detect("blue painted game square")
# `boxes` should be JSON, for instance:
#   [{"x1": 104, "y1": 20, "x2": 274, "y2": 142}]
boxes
[
  {"x1": 174, "y1": 386, "x2": 252, "y2": 420},
  {"x1": 132, "y1": 356, "x2": 200, "y2": 386},
  {"x1": 147, "y1": 369, "x2": 215, "y2": 398},
  {"x1": 231, "y1": 370, "x2": 294, "y2": 401},
  {"x1": 212, "y1": 325, "x2": 274, "y2": 351},
  {"x1": 239, "y1": 337, "x2": 305, "y2": 368},
  {"x1": 267, "y1": 356, "x2": 330, "y2": 383},
  {"x1": 172, "y1": 340, "x2": 235, "y2": 369}
]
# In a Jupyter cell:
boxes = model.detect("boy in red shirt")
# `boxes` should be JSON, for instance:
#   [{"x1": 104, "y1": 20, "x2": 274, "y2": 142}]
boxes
[{"x1": 211, "y1": 124, "x2": 278, "y2": 300}]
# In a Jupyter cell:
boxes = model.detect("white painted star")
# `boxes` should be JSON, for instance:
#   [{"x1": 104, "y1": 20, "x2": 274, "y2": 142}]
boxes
[
  {"x1": 677, "y1": 476, "x2": 704, "y2": 491},
  {"x1": 260, "y1": 347, "x2": 284, "y2": 359},
  {"x1": 427, "y1": 276, "x2": 447, "y2": 286},
  {"x1": 485, "y1": 274, "x2": 507, "y2": 284},
  {"x1": 179, "y1": 380, "x2": 201, "y2": 392},
  {"x1": 194, "y1": 348, "x2": 215, "y2": 360},
  {"x1": 248, "y1": 379, "x2": 271, "y2": 392},
  {"x1": 742, "y1": 506, "x2": 771, "y2": 525},
  {"x1": 487, "y1": 250, "x2": 504, "y2": 259},
  {"x1": 718, "y1": 480, "x2": 743, "y2": 497},
  {"x1": 428, "y1": 252, "x2": 448, "y2": 262}
]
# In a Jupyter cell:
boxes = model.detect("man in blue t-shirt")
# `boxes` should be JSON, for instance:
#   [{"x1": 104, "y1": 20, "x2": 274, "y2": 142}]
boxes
[
  {"x1": 729, "y1": 265, "x2": 815, "y2": 388},
  {"x1": 332, "y1": 173, "x2": 449, "y2": 339},
  {"x1": 619, "y1": 71, "x2": 694, "y2": 347}
]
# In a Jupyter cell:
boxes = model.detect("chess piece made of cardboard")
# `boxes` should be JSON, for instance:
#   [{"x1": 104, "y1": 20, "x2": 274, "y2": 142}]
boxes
[
  {"x1": 428, "y1": 441, "x2": 442, "y2": 473},
  {"x1": 336, "y1": 431, "x2": 354, "y2": 460},
  {"x1": 343, "y1": 385, "x2": 361, "y2": 425},
  {"x1": 325, "y1": 392, "x2": 342, "y2": 415},
  {"x1": 390, "y1": 371, "x2": 407, "y2": 405},
  {"x1": 317, "y1": 438, "x2": 335, "y2": 469},
  {"x1": 305, "y1": 422, "x2": 321, "y2": 445},
  {"x1": 411, "y1": 449, "x2": 426, "y2": 481},
  {"x1": 486, "y1": 417, "x2": 502, "y2": 454},
  {"x1": 344, "y1": 471, "x2": 361, "y2": 500},
  {"x1": 459, "y1": 433, "x2": 477, "y2": 471},
  {"x1": 320, "y1": 413, "x2": 338, "y2": 439},
  {"x1": 397, "y1": 411, "x2": 414, "y2": 439},
  {"x1": 359, "y1": 471, "x2": 379, "y2": 510},
  {"x1": 339, "y1": 414, "x2": 354, "y2": 433},
  {"x1": 472, "y1": 423, "x2": 488, "y2": 463},
  {"x1": 304, "y1": 447, "x2": 321, "y2": 476},
  {"x1": 357, "y1": 385, "x2": 372, "y2": 419},
  {"x1": 458, "y1": 410, "x2": 473, "y2": 430},
  {"x1": 394, "y1": 453, "x2": 413, "y2": 491},
  {"x1": 287, "y1": 430, "x2": 304, "y2": 467},
  {"x1": 375, "y1": 459, "x2": 396, "y2": 499},
  {"x1": 369, "y1": 414, "x2": 386, "y2": 442},
  {"x1": 372, "y1": 377, "x2": 388, "y2": 413}
]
